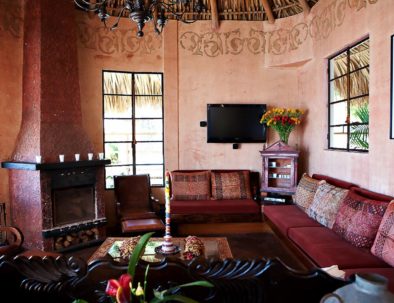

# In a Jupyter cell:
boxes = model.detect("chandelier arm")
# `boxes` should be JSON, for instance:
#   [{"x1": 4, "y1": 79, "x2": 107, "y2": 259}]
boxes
[
  {"x1": 108, "y1": 6, "x2": 128, "y2": 30},
  {"x1": 74, "y1": 0, "x2": 107, "y2": 11}
]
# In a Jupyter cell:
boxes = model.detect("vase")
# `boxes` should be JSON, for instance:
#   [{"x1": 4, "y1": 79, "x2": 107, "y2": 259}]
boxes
[
  {"x1": 278, "y1": 129, "x2": 291, "y2": 144},
  {"x1": 320, "y1": 273, "x2": 394, "y2": 303}
]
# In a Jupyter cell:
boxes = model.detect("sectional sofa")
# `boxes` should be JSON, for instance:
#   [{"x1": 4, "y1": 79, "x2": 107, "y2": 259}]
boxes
[
  {"x1": 168, "y1": 169, "x2": 262, "y2": 223},
  {"x1": 264, "y1": 173, "x2": 394, "y2": 292}
]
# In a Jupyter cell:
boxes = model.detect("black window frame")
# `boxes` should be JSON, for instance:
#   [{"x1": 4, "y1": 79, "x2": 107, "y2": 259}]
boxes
[
  {"x1": 102, "y1": 70, "x2": 165, "y2": 189},
  {"x1": 327, "y1": 37, "x2": 369, "y2": 152}
]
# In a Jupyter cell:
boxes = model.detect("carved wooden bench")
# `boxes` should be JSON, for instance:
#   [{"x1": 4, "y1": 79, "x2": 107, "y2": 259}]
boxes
[{"x1": 0, "y1": 254, "x2": 349, "y2": 303}]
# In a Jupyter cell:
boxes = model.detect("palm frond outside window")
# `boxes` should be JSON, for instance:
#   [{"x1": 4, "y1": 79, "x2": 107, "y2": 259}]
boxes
[
  {"x1": 328, "y1": 38, "x2": 369, "y2": 152},
  {"x1": 103, "y1": 71, "x2": 164, "y2": 189}
]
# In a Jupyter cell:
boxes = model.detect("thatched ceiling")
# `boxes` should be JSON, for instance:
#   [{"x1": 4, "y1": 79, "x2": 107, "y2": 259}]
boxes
[{"x1": 96, "y1": 0, "x2": 319, "y2": 23}]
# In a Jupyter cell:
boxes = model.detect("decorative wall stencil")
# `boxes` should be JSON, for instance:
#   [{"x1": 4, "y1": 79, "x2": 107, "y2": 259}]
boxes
[
  {"x1": 180, "y1": 29, "x2": 266, "y2": 57},
  {"x1": 180, "y1": 0, "x2": 379, "y2": 56},
  {"x1": 0, "y1": 0, "x2": 22, "y2": 38},
  {"x1": 77, "y1": 22, "x2": 162, "y2": 55},
  {"x1": 348, "y1": 0, "x2": 378, "y2": 11}
]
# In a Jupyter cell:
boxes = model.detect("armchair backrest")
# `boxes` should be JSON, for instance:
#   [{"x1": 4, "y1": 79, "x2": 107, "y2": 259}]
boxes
[{"x1": 114, "y1": 174, "x2": 153, "y2": 214}]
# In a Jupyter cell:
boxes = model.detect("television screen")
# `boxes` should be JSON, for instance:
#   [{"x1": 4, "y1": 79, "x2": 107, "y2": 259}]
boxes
[{"x1": 207, "y1": 104, "x2": 267, "y2": 143}]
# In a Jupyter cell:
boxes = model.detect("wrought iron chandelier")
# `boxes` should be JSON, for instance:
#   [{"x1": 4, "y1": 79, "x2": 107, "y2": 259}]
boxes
[{"x1": 74, "y1": 0, "x2": 205, "y2": 37}]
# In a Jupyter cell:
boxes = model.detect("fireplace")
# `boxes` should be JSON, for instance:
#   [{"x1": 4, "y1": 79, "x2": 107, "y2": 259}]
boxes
[
  {"x1": 1, "y1": 0, "x2": 109, "y2": 252},
  {"x1": 2, "y1": 161, "x2": 109, "y2": 251}
]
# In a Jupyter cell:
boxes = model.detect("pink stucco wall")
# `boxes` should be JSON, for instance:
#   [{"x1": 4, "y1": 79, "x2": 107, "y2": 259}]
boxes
[
  {"x1": 1, "y1": 0, "x2": 393, "y2": 227},
  {"x1": 0, "y1": 0, "x2": 23, "y2": 223},
  {"x1": 177, "y1": 21, "x2": 299, "y2": 170},
  {"x1": 292, "y1": 0, "x2": 394, "y2": 195}
]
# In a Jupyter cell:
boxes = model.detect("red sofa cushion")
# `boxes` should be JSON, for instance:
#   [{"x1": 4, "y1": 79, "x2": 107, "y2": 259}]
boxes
[
  {"x1": 170, "y1": 170, "x2": 211, "y2": 200},
  {"x1": 312, "y1": 174, "x2": 358, "y2": 189},
  {"x1": 264, "y1": 205, "x2": 321, "y2": 235},
  {"x1": 333, "y1": 190, "x2": 388, "y2": 249},
  {"x1": 344, "y1": 268, "x2": 394, "y2": 293},
  {"x1": 371, "y1": 201, "x2": 394, "y2": 267},
  {"x1": 288, "y1": 227, "x2": 389, "y2": 269},
  {"x1": 171, "y1": 199, "x2": 260, "y2": 214},
  {"x1": 211, "y1": 171, "x2": 252, "y2": 200}
]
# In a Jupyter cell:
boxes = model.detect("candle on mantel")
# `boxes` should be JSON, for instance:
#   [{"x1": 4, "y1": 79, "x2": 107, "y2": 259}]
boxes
[{"x1": 161, "y1": 171, "x2": 176, "y2": 253}]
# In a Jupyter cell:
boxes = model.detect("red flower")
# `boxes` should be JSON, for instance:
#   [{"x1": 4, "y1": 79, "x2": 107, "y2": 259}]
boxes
[{"x1": 105, "y1": 273, "x2": 132, "y2": 303}]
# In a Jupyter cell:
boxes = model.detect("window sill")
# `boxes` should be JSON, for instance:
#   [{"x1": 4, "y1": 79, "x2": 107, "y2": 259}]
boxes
[{"x1": 324, "y1": 148, "x2": 368, "y2": 154}]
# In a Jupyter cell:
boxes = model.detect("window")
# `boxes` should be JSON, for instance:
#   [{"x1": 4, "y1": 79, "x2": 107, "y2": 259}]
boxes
[
  {"x1": 103, "y1": 71, "x2": 164, "y2": 189},
  {"x1": 328, "y1": 38, "x2": 369, "y2": 152}
]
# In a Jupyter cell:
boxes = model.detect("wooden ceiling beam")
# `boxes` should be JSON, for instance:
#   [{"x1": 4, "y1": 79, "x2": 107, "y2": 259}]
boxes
[
  {"x1": 210, "y1": 0, "x2": 220, "y2": 30},
  {"x1": 261, "y1": 0, "x2": 275, "y2": 24},
  {"x1": 298, "y1": 0, "x2": 310, "y2": 15}
]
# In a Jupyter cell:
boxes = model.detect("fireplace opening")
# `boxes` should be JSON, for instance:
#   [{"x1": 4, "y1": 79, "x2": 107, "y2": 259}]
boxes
[{"x1": 53, "y1": 186, "x2": 95, "y2": 227}]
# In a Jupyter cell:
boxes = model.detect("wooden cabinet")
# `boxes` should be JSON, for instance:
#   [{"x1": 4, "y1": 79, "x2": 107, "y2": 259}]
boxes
[{"x1": 260, "y1": 141, "x2": 299, "y2": 201}]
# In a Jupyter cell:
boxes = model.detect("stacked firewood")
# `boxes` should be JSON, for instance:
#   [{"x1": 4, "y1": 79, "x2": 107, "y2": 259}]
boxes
[{"x1": 54, "y1": 228, "x2": 99, "y2": 250}]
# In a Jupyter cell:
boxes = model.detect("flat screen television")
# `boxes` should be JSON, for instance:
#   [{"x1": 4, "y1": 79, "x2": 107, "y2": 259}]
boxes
[{"x1": 207, "y1": 104, "x2": 267, "y2": 143}]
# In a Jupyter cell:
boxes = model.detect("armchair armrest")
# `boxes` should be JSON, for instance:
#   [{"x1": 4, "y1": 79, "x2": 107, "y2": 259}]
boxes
[
  {"x1": 0, "y1": 226, "x2": 24, "y2": 256},
  {"x1": 115, "y1": 201, "x2": 121, "y2": 218},
  {"x1": 150, "y1": 196, "x2": 164, "y2": 215}
]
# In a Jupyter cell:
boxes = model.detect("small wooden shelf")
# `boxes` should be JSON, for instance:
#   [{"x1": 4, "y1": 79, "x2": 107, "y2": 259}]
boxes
[{"x1": 260, "y1": 141, "x2": 299, "y2": 196}]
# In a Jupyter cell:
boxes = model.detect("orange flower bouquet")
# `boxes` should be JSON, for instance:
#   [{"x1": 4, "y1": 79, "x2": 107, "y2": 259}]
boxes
[{"x1": 260, "y1": 107, "x2": 304, "y2": 144}]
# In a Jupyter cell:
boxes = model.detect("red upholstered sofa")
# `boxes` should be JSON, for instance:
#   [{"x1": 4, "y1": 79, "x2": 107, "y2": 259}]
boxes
[
  {"x1": 169, "y1": 170, "x2": 262, "y2": 223},
  {"x1": 263, "y1": 174, "x2": 394, "y2": 292}
]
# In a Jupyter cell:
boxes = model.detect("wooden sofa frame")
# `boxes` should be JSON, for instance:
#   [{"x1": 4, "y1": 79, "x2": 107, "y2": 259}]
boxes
[{"x1": 0, "y1": 254, "x2": 348, "y2": 303}]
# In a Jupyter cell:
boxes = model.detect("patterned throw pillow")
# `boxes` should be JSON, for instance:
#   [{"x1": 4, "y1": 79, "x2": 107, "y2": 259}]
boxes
[
  {"x1": 293, "y1": 173, "x2": 325, "y2": 212},
  {"x1": 211, "y1": 171, "x2": 252, "y2": 200},
  {"x1": 307, "y1": 183, "x2": 349, "y2": 229},
  {"x1": 371, "y1": 201, "x2": 394, "y2": 266},
  {"x1": 333, "y1": 191, "x2": 388, "y2": 249},
  {"x1": 170, "y1": 171, "x2": 211, "y2": 200}
]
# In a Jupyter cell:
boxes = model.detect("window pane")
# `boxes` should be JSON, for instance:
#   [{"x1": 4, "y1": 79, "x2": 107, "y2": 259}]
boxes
[
  {"x1": 105, "y1": 143, "x2": 133, "y2": 165},
  {"x1": 105, "y1": 166, "x2": 133, "y2": 189},
  {"x1": 350, "y1": 68, "x2": 369, "y2": 98},
  {"x1": 330, "y1": 76, "x2": 348, "y2": 102},
  {"x1": 349, "y1": 124, "x2": 369, "y2": 150},
  {"x1": 330, "y1": 101, "x2": 347, "y2": 125},
  {"x1": 329, "y1": 51, "x2": 347, "y2": 80},
  {"x1": 104, "y1": 119, "x2": 133, "y2": 141},
  {"x1": 135, "y1": 96, "x2": 162, "y2": 118},
  {"x1": 135, "y1": 142, "x2": 163, "y2": 164},
  {"x1": 136, "y1": 165, "x2": 164, "y2": 185},
  {"x1": 350, "y1": 97, "x2": 369, "y2": 123},
  {"x1": 134, "y1": 74, "x2": 162, "y2": 95},
  {"x1": 103, "y1": 72, "x2": 132, "y2": 94},
  {"x1": 104, "y1": 96, "x2": 132, "y2": 118},
  {"x1": 135, "y1": 120, "x2": 162, "y2": 141},
  {"x1": 329, "y1": 126, "x2": 348, "y2": 149},
  {"x1": 350, "y1": 39, "x2": 369, "y2": 72}
]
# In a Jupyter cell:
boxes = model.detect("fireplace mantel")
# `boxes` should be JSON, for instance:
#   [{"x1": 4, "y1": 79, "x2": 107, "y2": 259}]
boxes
[{"x1": 1, "y1": 160, "x2": 110, "y2": 171}]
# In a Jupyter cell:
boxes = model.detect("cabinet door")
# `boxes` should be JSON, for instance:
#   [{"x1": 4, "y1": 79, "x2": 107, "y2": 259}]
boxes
[{"x1": 262, "y1": 156, "x2": 297, "y2": 194}]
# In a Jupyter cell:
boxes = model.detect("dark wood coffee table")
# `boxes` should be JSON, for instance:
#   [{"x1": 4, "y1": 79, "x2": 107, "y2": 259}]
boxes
[{"x1": 88, "y1": 237, "x2": 232, "y2": 263}]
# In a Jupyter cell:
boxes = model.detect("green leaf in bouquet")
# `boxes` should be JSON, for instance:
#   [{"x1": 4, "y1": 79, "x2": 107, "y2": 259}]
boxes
[{"x1": 128, "y1": 232, "x2": 155, "y2": 284}]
